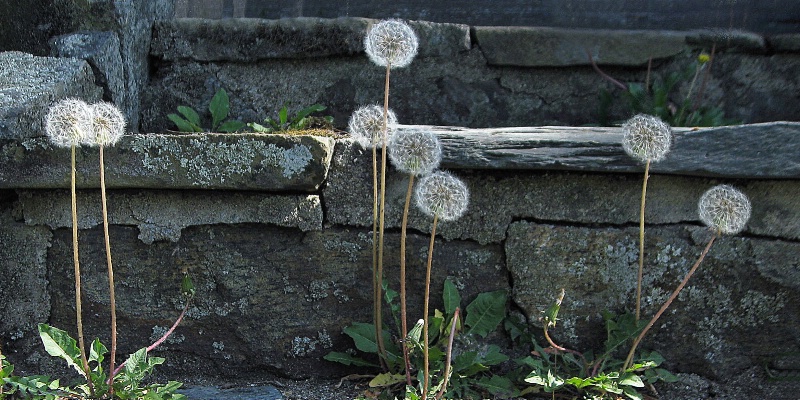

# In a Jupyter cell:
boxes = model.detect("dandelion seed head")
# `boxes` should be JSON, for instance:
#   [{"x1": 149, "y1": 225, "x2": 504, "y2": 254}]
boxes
[
  {"x1": 348, "y1": 105, "x2": 397, "y2": 148},
  {"x1": 364, "y1": 19, "x2": 419, "y2": 69},
  {"x1": 44, "y1": 98, "x2": 93, "y2": 148},
  {"x1": 622, "y1": 114, "x2": 672, "y2": 163},
  {"x1": 698, "y1": 185, "x2": 751, "y2": 235},
  {"x1": 415, "y1": 171, "x2": 469, "y2": 221},
  {"x1": 89, "y1": 102, "x2": 126, "y2": 147},
  {"x1": 388, "y1": 129, "x2": 442, "y2": 176}
]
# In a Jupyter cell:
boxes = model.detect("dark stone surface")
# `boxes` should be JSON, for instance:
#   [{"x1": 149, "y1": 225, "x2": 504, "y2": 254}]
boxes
[{"x1": 0, "y1": 134, "x2": 334, "y2": 191}]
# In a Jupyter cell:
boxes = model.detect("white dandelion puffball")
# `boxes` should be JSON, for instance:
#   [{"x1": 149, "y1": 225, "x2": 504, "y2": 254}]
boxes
[
  {"x1": 364, "y1": 19, "x2": 419, "y2": 69},
  {"x1": 698, "y1": 185, "x2": 752, "y2": 235},
  {"x1": 388, "y1": 129, "x2": 442, "y2": 176},
  {"x1": 89, "y1": 102, "x2": 126, "y2": 147},
  {"x1": 415, "y1": 171, "x2": 469, "y2": 221},
  {"x1": 622, "y1": 114, "x2": 672, "y2": 163},
  {"x1": 45, "y1": 98, "x2": 94, "y2": 148},
  {"x1": 348, "y1": 104, "x2": 398, "y2": 148}
]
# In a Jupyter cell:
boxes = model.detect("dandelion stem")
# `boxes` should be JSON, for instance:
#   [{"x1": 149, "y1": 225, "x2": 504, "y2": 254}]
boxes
[
  {"x1": 422, "y1": 214, "x2": 439, "y2": 400},
  {"x1": 624, "y1": 233, "x2": 717, "y2": 370},
  {"x1": 99, "y1": 145, "x2": 119, "y2": 385},
  {"x1": 70, "y1": 144, "x2": 94, "y2": 396},
  {"x1": 375, "y1": 63, "x2": 392, "y2": 368},
  {"x1": 435, "y1": 307, "x2": 460, "y2": 400},
  {"x1": 371, "y1": 143, "x2": 386, "y2": 370},
  {"x1": 635, "y1": 159, "x2": 651, "y2": 322},
  {"x1": 400, "y1": 174, "x2": 415, "y2": 385}
]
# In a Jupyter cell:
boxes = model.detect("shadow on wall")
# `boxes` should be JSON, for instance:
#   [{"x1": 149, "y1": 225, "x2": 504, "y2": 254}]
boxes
[{"x1": 174, "y1": 0, "x2": 800, "y2": 34}]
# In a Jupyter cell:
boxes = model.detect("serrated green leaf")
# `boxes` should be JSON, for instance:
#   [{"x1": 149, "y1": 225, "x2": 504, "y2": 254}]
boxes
[
  {"x1": 476, "y1": 375, "x2": 517, "y2": 397},
  {"x1": 442, "y1": 279, "x2": 461, "y2": 316},
  {"x1": 464, "y1": 290, "x2": 507, "y2": 337},
  {"x1": 38, "y1": 324, "x2": 86, "y2": 378},
  {"x1": 209, "y1": 89, "x2": 230, "y2": 130},
  {"x1": 323, "y1": 351, "x2": 379, "y2": 367},
  {"x1": 369, "y1": 372, "x2": 405, "y2": 388},
  {"x1": 279, "y1": 105, "x2": 288, "y2": 126},
  {"x1": 177, "y1": 106, "x2": 201, "y2": 127},
  {"x1": 479, "y1": 344, "x2": 509, "y2": 366},
  {"x1": 247, "y1": 122, "x2": 272, "y2": 133}
]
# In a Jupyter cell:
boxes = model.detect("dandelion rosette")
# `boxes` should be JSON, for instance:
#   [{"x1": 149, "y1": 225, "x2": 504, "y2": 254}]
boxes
[
  {"x1": 45, "y1": 98, "x2": 94, "y2": 148},
  {"x1": 348, "y1": 104, "x2": 398, "y2": 148},
  {"x1": 388, "y1": 129, "x2": 442, "y2": 176},
  {"x1": 415, "y1": 171, "x2": 469, "y2": 221},
  {"x1": 364, "y1": 19, "x2": 419, "y2": 69},
  {"x1": 89, "y1": 102, "x2": 126, "y2": 147},
  {"x1": 698, "y1": 185, "x2": 751, "y2": 235},
  {"x1": 622, "y1": 114, "x2": 672, "y2": 163}
]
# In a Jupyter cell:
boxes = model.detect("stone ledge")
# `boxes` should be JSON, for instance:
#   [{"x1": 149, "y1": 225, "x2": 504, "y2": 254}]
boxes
[
  {"x1": 18, "y1": 190, "x2": 323, "y2": 243},
  {"x1": 410, "y1": 122, "x2": 800, "y2": 179},
  {"x1": 150, "y1": 17, "x2": 471, "y2": 61},
  {"x1": 0, "y1": 133, "x2": 334, "y2": 191},
  {"x1": 0, "y1": 51, "x2": 102, "y2": 140},
  {"x1": 474, "y1": 27, "x2": 688, "y2": 67}
]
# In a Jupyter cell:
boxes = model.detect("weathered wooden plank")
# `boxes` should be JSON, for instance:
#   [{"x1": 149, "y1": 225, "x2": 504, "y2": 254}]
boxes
[{"x1": 402, "y1": 122, "x2": 800, "y2": 179}]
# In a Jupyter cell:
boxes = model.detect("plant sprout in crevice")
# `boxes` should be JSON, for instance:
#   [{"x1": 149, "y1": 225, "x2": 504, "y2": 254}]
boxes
[
  {"x1": 86, "y1": 101, "x2": 126, "y2": 385},
  {"x1": 44, "y1": 98, "x2": 95, "y2": 394},
  {"x1": 623, "y1": 184, "x2": 751, "y2": 370},
  {"x1": 387, "y1": 128, "x2": 443, "y2": 384},
  {"x1": 364, "y1": 18, "x2": 419, "y2": 367},
  {"x1": 621, "y1": 113, "x2": 672, "y2": 322},
  {"x1": 414, "y1": 171, "x2": 469, "y2": 399}
]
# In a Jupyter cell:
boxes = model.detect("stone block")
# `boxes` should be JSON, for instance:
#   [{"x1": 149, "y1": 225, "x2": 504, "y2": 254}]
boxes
[
  {"x1": 686, "y1": 29, "x2": 767, "y2": 53},
  {"x1": 473, "y1": 26, "x2": 687, "y2": 66},
  {"x1": 0, "y1": 51, "x2": 101, "y2": 140},
  {"x1": 44, "y1": 224, "x2": 507, "y2": 379},
  {"x1": 770, "y1": 33, "x2": 800, "y2": 52},
  {"x1": 0, "y1": 210, "x2": 52, "y2": 364},
  {"x1": 151, "y1": 17, "x2": 371, "y2": 61},
  {"x1": 49, "y1": 31, "x2": 127, "y2": 123},
  {"x1": 506, "y1": 221, "x2": 800, "y2": 378},
  {"x1": 0, "y1": 133, "x2": 334, "y2": 191},
  {"x1": 18, "y1": 190, "x2": 324, "y2": 243}
]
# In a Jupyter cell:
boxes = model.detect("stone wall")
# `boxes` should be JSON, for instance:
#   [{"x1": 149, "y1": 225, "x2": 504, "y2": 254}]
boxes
[
  {"x1": 0, "y1": 16, "x2": 799, "y2": 394},
  {"x1": 174, "y1": 0, "x2": 800, "y2": 34},
  {"x1": 1, "y1": 115, "x2": 799, "y2": 385},
  {"x1": 142, "y1": 18, "x2": 800, "y2": 135}
]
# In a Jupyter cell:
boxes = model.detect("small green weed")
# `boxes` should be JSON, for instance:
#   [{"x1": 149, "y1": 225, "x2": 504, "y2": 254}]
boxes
[
  {"x1": 507, "y1": 292, "x2": 677, "y2": 400},
  {"x1": 168, "y1": 88, "x2": 245, "y2": 133},
  {"x1": 326, "y1": 280, "x2": 517, "y2": 399},
  {"x1": 594, "y1": 51, "x2": 740, "y2": 127},
  {"x1": 247, "y1": 104, "x2": 333, "y2": 133}
]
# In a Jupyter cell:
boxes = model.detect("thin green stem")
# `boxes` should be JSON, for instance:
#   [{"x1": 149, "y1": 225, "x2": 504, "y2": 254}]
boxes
[
  {"x1": 99, "y1": 146, "x2": 118, "y2": 384},
  {"x1": 422, "y1": 215, "x2": 439, "y2": 400},
  {"x1": 70, "y1": 145, "x2": 94, "y2": 396},
  {"x1": 624, "y1": 233, "x2": 718, "y2": 370},
  {"x1": 400, "y1": 175, "x2": 415, "y2": 385},
  {"x1": 635, "y1": 160, "x2": 651, "y2": 322},
  {"x1": 376, "y1": 63, "x2": 392, "y2": 368}
]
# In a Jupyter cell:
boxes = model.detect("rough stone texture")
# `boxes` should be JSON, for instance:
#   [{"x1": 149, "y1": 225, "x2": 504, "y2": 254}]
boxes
[
  {"x1": 506, "y1": 222, "x2": 800, "y2": 378},
  {"x1": 0, "y1": 209, "x2": 52, "y2": 364},
  {"x1": 143, "y1": 20, "x2": 800, "y2": 131},
  {"x1": 404, "y1": 122, "x2": 800, "y2": 179},
  {"x1": 49, "y1": 31, "x2": 126, "y2": 113},
  {"x1": 323, "y1": 140, "x2": 800, "y2": 244},
  {"x1": 771, "y1": 33, "x2": 800, "y2": 52},
  {"x1": 39, "y1": 224, "x2": 507, "y2": 380},
  {"x1": 18, "y1": 190, "x2": 324, "y2": 243},
  {"x1": 474, "y1": 27, "x2": 688, "y2": 67},
  {"x1": 685, "y1": 29, "x2": 768, "y2": 53},
  {"x1": 0, "y1": 51, "x2": 102, "y2": 140},
  {"x1": 151, "y1": 17, "x2": 371, "y2": 61},
  {"x1": 0, "y1": 133, "x2": 334, "y2": 191}
]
